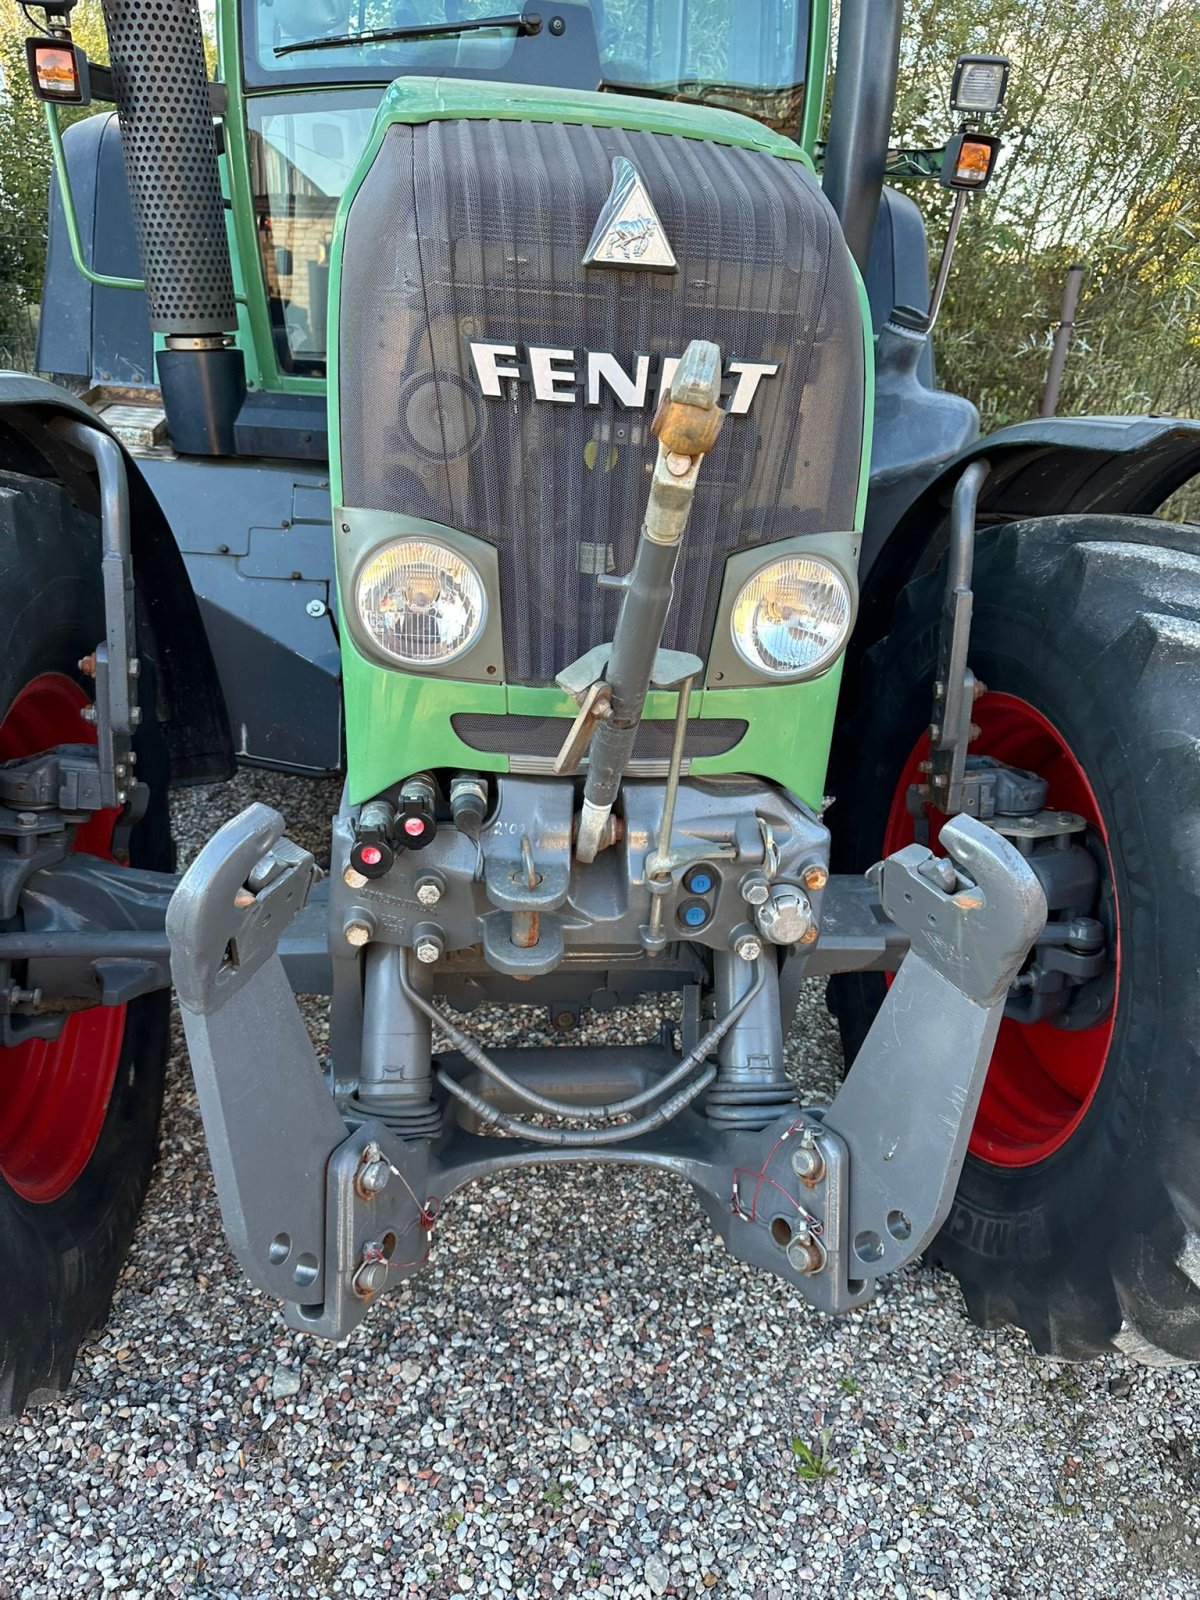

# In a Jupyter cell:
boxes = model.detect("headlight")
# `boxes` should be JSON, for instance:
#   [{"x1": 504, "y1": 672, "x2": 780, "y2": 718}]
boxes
[
  {"x1": 730, "y1": 555, "x2": 853, "y2": 678},
  {"x1": 355, "y1": 539, "x2": 486, "y2": 668}
]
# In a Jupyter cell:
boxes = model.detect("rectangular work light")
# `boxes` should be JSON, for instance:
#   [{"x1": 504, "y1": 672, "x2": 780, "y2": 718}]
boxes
[{"x1": 950, "y1": 53, "x2": 1011, "y2": 115}]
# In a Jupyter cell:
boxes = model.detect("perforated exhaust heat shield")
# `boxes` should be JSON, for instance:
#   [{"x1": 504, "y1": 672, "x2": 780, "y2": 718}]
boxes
[{"x1": 99, "y1": 0, "x2": 236, "y2": 336}]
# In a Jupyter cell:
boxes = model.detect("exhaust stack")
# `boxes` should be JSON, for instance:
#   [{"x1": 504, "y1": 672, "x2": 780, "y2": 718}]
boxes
[
  {"x1": 99, "y1": 0, "x2": 243, "y2": 454},
  {"x1": 822, "y1": 0, "x2": 903, "y2": 273}
]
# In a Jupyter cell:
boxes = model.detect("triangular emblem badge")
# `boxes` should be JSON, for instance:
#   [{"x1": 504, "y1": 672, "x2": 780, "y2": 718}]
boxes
[{"x1": 582, "y1": 156, "x2": 677, "y2": 272}]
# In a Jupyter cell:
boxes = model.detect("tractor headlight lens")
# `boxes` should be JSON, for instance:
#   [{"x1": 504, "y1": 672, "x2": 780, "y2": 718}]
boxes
[
  {"x1": 730, "y1": 556, "x2": 853, "y2": 678},
  {"x1": 355, "y1": 539, "x2": 486, "y2": 668}
]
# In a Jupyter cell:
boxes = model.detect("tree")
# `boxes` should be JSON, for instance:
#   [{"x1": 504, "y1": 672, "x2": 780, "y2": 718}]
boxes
[
  {"x1": 0, "y1": 0, "x2": 112, "y2": 364},
  {"x1": 886, "y1": 0, "x2": 1200, "y2": 428}
]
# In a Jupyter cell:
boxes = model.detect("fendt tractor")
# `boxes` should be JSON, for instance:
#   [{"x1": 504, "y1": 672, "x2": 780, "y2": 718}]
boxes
[{"x1": 1, "y1": 0, "x2": 1198, "y2": 1412}]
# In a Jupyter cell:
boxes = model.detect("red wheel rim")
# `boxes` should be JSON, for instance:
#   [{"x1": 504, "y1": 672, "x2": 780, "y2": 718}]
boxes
[
  {"x1": 0, "y1": 674, "x2": 126, "y2": 1203},
  {"x1": 885, "y1": 692, "x2": 1119, "y2": 1168}
]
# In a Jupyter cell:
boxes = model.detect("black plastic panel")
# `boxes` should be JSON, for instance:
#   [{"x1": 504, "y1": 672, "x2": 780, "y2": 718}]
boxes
[{"x1": 451, "y1": 714, "x2": 747, "y2": 762}]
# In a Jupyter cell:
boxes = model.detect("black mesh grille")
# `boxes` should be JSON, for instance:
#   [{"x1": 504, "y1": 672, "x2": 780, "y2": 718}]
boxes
[
  {"x1": 339, "y1": 120, "x2": 863, "y2": 685},
  {"x1": 452, "y1": 714, "x2": 747, "y2": 762},
  {"x1": 101, "y1": 0, "x2": 236, "y2": 334}
]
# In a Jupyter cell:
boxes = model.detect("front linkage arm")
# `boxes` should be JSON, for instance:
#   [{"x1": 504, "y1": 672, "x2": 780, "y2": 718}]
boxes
[{"x1": 167, "y1": 805, "x2": 1044, "y2": 1338}]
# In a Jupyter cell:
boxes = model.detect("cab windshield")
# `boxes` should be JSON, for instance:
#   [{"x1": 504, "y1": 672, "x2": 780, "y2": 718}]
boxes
[
  {"x1": 244, "y1": 1, "x2": 811, "y2": 377},
  {"x1": 244, "y1": 1, "x2": 811, "y2": 136}
]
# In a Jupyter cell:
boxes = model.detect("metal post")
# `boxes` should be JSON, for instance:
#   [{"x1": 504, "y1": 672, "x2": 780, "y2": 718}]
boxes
[
  {"x1": 575, "y1": 340, "x2": 722, "y2": 863},
  {"x1": 1041, "y1": 263, "x2": 1086, "y2": 417},
  {"x1": 926, "y1": 191, "x2": 969, "y2": 333},
  {"x1": 645, "y1": 674, "x2": 694, "y2": 945},
  {"x1": 705, "y1": 954, "x2": 796, "y2": 1129},
  {"x1": 822, "y1": 0, "x2": 903, "y2": 272}
]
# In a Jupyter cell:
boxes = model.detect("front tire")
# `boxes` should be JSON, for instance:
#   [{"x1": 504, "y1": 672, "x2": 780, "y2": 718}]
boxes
[
  {"x1": 0, "y1": 472, "x2": 171, "y2": 1413},
  {"x1": 830, "y1": 515, "x2": 1200, "y2": 1364}
]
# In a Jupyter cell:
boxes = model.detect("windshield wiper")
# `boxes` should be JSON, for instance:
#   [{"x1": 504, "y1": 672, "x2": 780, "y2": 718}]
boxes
[{"x1": 276, "y1": 8, "x2": 542, "y2": 59}]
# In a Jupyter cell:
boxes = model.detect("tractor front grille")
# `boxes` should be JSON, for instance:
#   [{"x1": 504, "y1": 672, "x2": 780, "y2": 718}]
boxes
[{"x1": 338, "y1": 118, "x2": 863, "y2": 686}]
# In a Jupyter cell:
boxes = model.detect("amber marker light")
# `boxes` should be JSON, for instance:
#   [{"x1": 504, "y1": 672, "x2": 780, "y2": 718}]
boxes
[
  {"x1": 940, "y1": 131, "x2": 1001, "y2": 191},
  {"x1": 25, "y1": 37, "x2": 90, "y2": 104}
]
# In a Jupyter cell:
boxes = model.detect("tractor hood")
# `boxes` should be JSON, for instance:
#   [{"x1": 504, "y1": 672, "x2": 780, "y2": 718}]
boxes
[{"x1": 327, "y1": 80, "x2": 870, "y2": 801}]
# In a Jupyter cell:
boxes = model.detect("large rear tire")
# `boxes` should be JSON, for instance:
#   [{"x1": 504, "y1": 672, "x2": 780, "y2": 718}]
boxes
[
  {"x1": 0, "y1": 472, "x2": 171, "y2": 1414},
  {"x1": 829, "y1": 515, "x2": 1200, "y2": 1364}
]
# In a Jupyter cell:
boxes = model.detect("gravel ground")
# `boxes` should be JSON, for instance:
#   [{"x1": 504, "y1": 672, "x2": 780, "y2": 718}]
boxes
[{"x1": 2, "y1": 769, "x2": 1198, "y2": 1600}]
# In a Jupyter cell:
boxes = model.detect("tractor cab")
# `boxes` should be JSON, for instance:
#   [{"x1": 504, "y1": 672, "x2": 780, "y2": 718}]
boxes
[{"x1": 240, "y1": 0, "x2": 819, "y2": 379}]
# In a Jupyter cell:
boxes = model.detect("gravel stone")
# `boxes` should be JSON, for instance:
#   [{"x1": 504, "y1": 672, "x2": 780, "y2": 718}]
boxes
[
  {"x1": 644, "y1": 1553, "x2": 671, "y2": 1595},
  {"x1": 270, "y1": 1367, "x2": 303, "y2": 1401},
  {"x1": 0, "y1": 769, "x2": 1197, "y2": 1599}
]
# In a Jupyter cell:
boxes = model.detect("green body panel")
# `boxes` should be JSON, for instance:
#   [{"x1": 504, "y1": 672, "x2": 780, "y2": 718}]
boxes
[
  {"x1": 328, "y1": 70, "x2": 874, "y2": 811},
  {"x1": 343, "y1": 647, "x2": 846, "y2": 812},
  {"x1": 359, "y1": 76, "x2": 815, "y2": 170}
]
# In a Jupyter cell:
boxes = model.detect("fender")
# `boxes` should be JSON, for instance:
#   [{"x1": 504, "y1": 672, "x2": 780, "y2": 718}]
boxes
[
  {"x1": 0, "y1": 373, "x2": 234, "y2": 785},
  {"x1": 858, "y1": 414, "x2": 1200, "y2": 655}
]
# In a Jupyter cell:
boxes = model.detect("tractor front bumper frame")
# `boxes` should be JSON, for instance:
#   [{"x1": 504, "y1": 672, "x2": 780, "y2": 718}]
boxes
[{"x1": 157, "y1": 803, "x2": 1045, "y2": 1341}]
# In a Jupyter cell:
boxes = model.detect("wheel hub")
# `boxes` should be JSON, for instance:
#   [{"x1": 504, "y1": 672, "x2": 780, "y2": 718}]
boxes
[
  {"x1": 0, "y1": 674, "x2": 125, "y2": 1204},
  {"x1": 887, "y1": 692, "x2": 1119, "y2": 1168}
]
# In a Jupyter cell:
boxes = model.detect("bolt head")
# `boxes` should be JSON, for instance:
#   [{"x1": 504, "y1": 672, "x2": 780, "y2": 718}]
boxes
[
  {"x1": 353, "y1": 1259, "x2": 388, "y2": 1297},
  {"x1": 416, "y1": 880, "x2": 442, "y2": 908},
  {"x1": 742, "y1": 877, "x2": 770, "y2": 907},
  {"x1": 306, "y1": 598, "x2": 327, "y2": 618},
  {"x1": 801, "y1": 862, "x2": 829, "y2": 893},
  {"x1": 786, "y1": 1236, "x2": 823, "y2": 1275},
  {"x1": 345, "y1": 920, "x2": 373, "y2": 948},
  {"x1": 15, "y1": 812, "x2": 37, "y2": 828},
  {"x1": 733, "y1": 933, "x2": 762, "y2": 962},
  {"x1": 343, "y1": 865, "x2": 369, "y2": 890},
  {"x1": 664, "y1": 450, "x2": 694, "y2": 477},
  {"x1": 415, "y1": 939, "x2": 441, "y2": 965},
  {"x1": 791, "y1": 1143, "x2": 824, "y2": 1180},
  {"x1": 359, "y1": 1159, "x2": 390, "y2": 1195}
]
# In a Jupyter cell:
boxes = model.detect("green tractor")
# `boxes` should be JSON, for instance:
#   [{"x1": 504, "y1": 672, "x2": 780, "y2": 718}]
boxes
[{"x1": 3, "y1": 0, "x2": 1198, "y2": 1411}]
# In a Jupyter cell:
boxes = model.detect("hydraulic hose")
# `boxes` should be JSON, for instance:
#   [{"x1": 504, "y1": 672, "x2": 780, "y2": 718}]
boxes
[
  {"x1": 436, "y1": 1061, "x2": 719, "y2": 1147},
  {"x1": 399, "y1": 958, "x2": 766, "y2": 1143}
]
